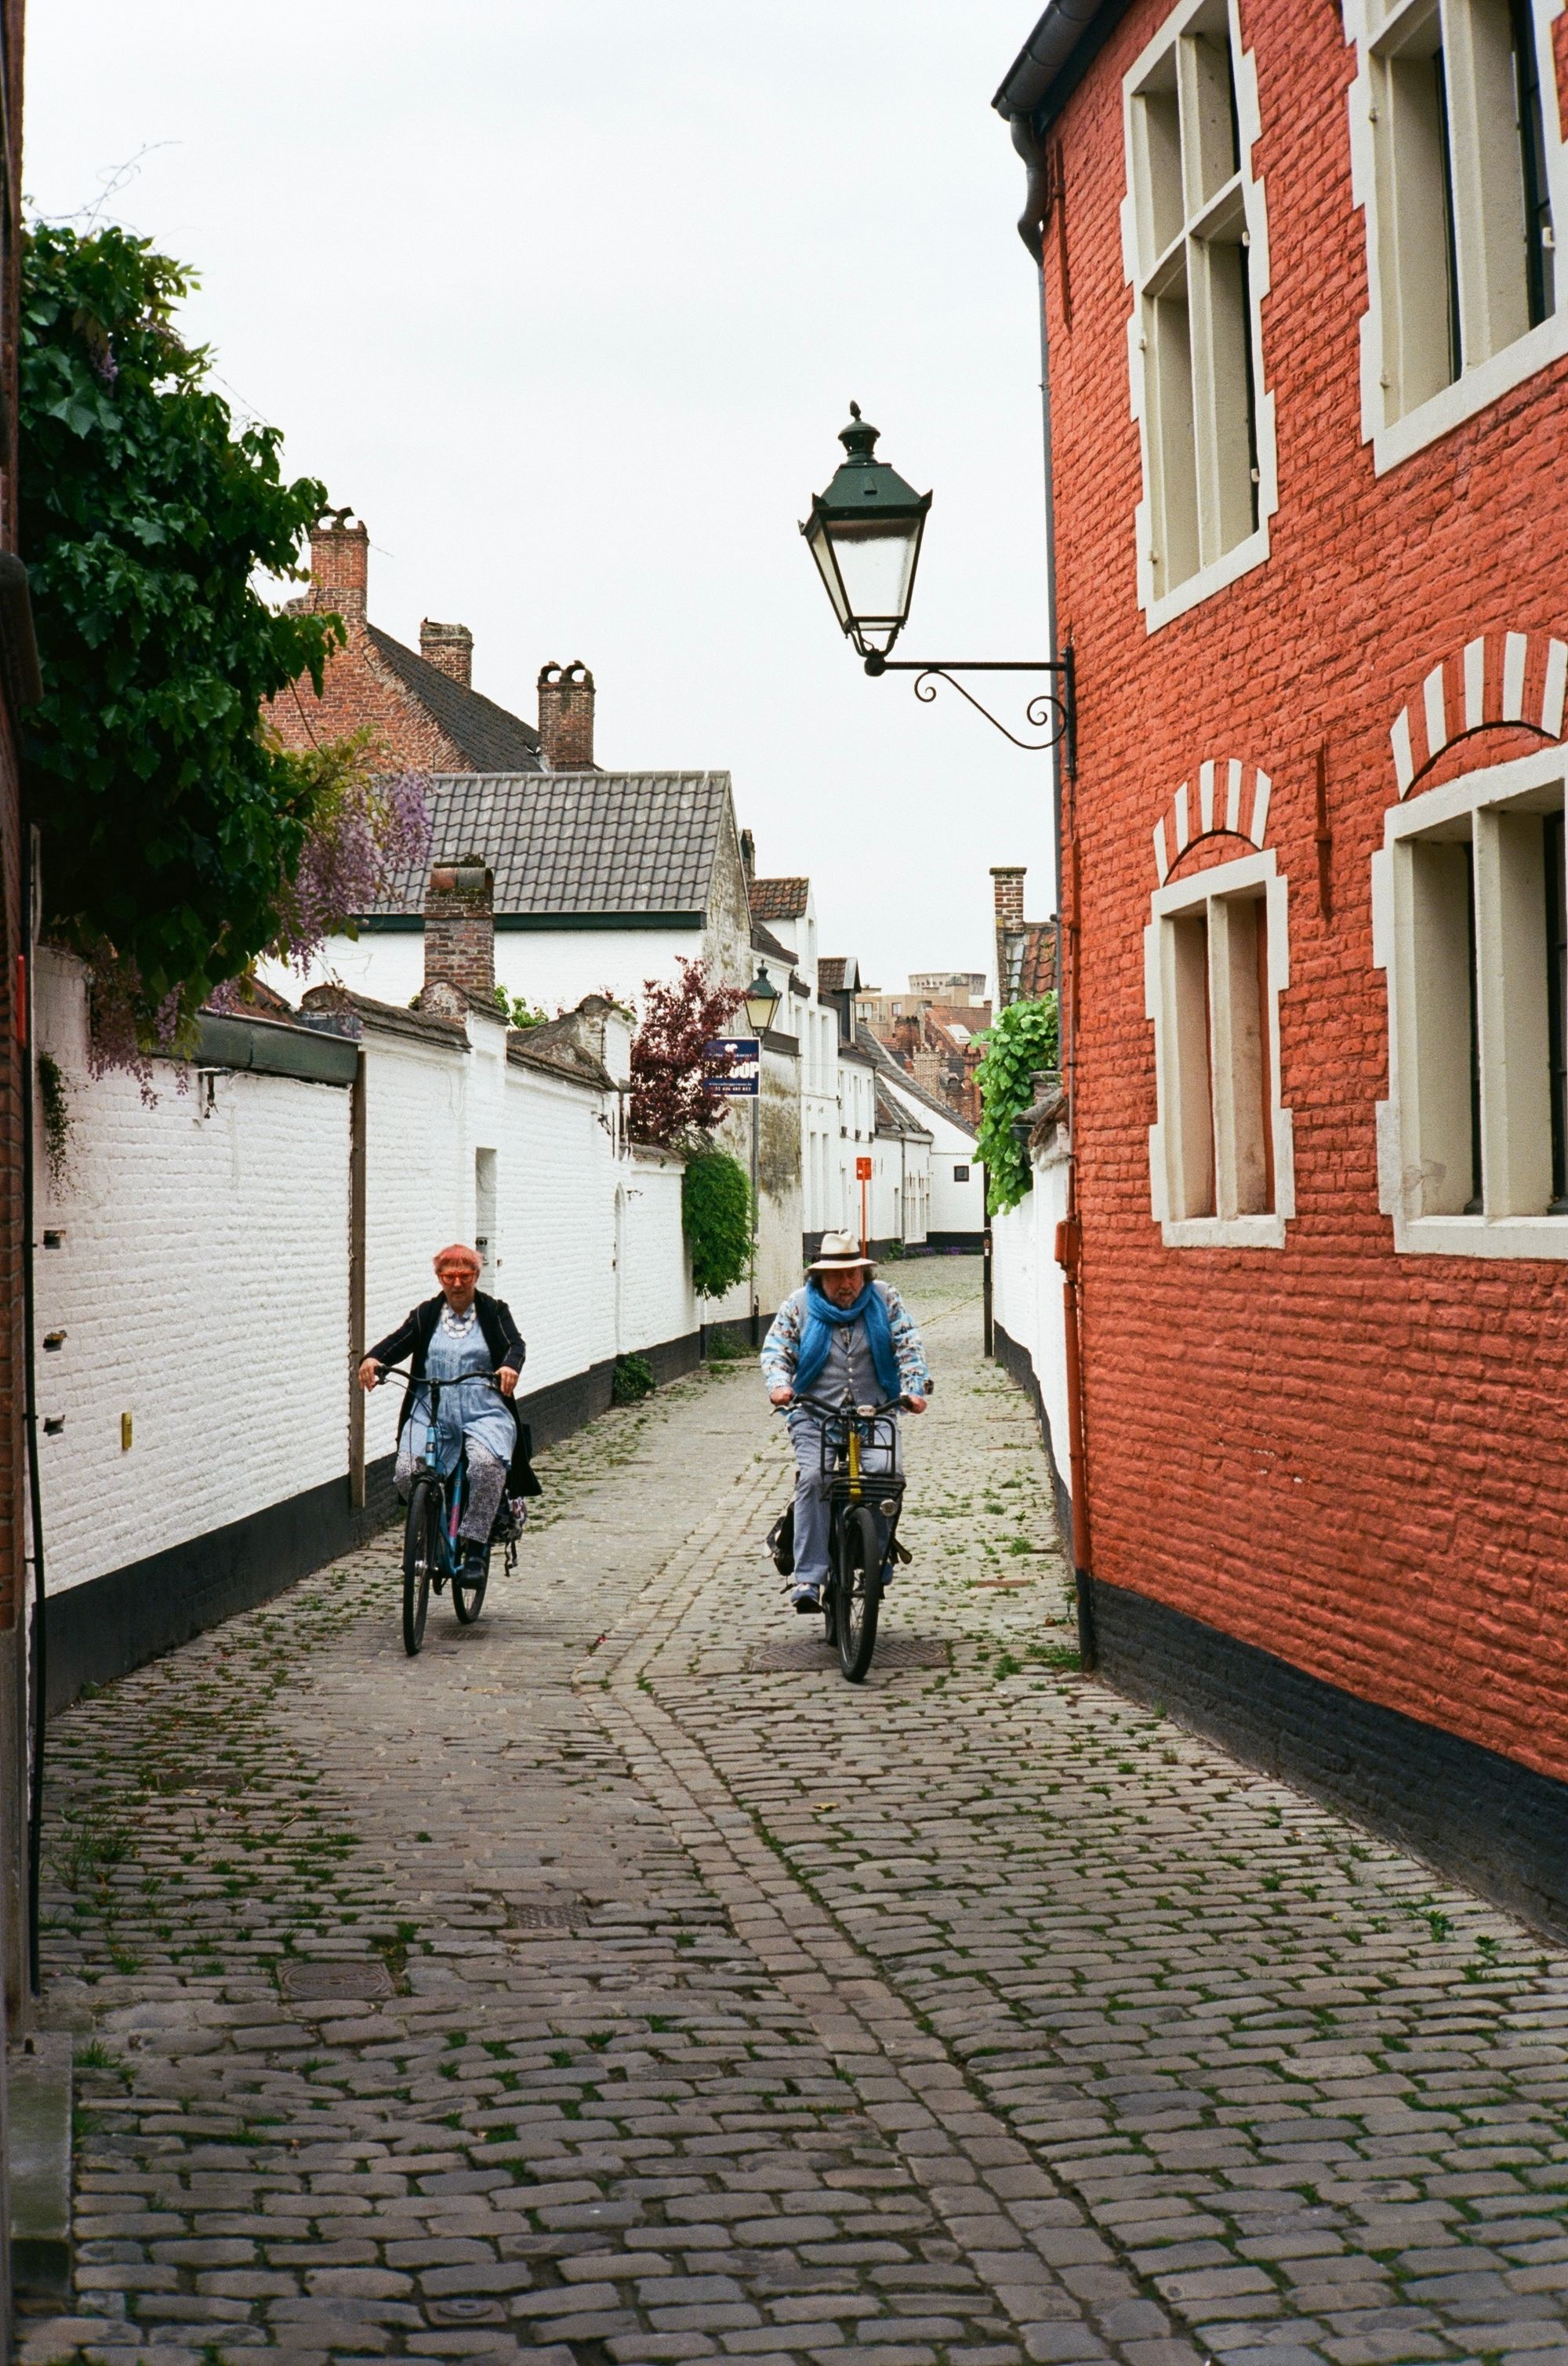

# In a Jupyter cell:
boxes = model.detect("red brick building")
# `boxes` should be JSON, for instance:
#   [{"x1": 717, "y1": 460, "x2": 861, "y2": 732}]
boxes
[
  {"x1": 993, "y1": 0, "x2": 1568, "y2": 1930},
  {"x1": 270, "y1": 512, "x2": 595, "y2": 774}
]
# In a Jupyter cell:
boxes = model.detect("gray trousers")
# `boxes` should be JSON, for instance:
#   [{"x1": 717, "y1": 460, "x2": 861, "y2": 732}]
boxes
[
  {"x1": 395, "y1": 1438, "x2": 510, "y2": 1544},
  {"x1": 788, "y1": 1412, "x2": 900, "y2": 1586}
]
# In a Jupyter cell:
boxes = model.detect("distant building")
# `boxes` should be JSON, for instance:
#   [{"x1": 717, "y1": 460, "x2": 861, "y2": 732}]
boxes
[{"x1": 855, "y1": 972, "x2": 993, "y2": 1127}]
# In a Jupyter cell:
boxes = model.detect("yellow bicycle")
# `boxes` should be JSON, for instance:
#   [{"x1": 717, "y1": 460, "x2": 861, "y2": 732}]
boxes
[{"x1": 791, "y1": 1394, "x2": 907, "y2": 1682}]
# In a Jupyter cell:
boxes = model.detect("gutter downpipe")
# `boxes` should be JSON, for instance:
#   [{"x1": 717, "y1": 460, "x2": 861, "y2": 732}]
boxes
[{"x1": 1009, "y1": 96, "x2": 1098, "y2": 1673}]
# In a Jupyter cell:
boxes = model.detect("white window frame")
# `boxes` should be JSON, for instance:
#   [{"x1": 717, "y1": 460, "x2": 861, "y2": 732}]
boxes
[
  {"x1": 1374, "y1": 740, "x2": 1568, "y2": 1254},
  {"x1": 1347, "y1": 0, "x2": 1568, "y2": 474},
  {"x1": 1121, "y1": 0, "x2": 1279, "y2": 634},
  {"x1": 1144, "y1": 847, "x2": 1295, "y2": 1248}
]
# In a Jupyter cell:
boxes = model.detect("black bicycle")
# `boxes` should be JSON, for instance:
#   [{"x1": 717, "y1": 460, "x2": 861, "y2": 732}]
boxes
[
  {"x1": 787, "y1": 1394, "x2": 907, "y2": 1683},
  {"x1": 375, "y1": 1368, "x2": 520, "y2": 1654}
]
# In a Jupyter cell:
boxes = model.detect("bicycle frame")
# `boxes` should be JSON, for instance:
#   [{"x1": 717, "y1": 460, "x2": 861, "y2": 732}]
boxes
[{"x1": 375, "y1": 1365, "x2": 506, "y2": 1579}]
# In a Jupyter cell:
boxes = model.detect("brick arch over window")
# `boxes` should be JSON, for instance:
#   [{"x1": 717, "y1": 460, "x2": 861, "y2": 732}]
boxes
[
  {"x1": 1152, "y1": 759, "x2": 1272, "y2": 884},
  {"x1": 1389, "y1": 630, "x2": 1568, "y2": 798}
]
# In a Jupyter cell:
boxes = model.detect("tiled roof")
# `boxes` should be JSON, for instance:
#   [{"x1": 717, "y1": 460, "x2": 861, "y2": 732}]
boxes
[
  {"x1": 999, "y1": 916, "x2": 1058, "y2": 1006},
  {"x1": 367, "y1": 625, "x2": 544, "y2": 774},
  {"x1": 817, "y1": 957, "x2": 848, "y2": 994},
  {"x1": 368, "y1": 772, "x2": 732, "y2": 919},
  {"x1": 749, "y1": 876, "x2": 809, "y2": 921},
  {"x1": 1018, "y1": 921, "x2": 1058, "y2": 1001},
  {"x1": 856, "y1": 1023, "x2": 978, "y2": 1140}
]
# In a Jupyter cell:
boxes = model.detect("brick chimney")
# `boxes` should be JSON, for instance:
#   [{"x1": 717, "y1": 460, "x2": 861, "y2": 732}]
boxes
[
  {"x1": 537, "y1": 660, "x2": 595, "y2": 769},
  {"x1": 992, "y1": 864, "x2": 1025, "y2": 1009},
  {"x1": 419, "y1": 620, "x2": 473, "y2": 686},
  {"x1": 423, "y1": 857, "x2": 495, "y2": 1002},
  {"x1": 308, "y1": 509, "x2": 368, "y2": 623}
]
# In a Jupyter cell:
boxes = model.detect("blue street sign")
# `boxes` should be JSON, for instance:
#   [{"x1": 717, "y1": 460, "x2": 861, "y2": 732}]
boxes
[{"x1": 702, "y1": 1038, "x2": 760, "y2": 1097}]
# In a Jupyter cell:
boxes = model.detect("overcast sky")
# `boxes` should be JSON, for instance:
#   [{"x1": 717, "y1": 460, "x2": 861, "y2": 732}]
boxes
[{"x1": 26, "y1": 2, "x2": 1058, "y2": 995}]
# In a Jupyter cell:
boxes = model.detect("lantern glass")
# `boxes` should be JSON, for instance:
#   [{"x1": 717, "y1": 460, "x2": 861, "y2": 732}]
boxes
[
  {"x1": 800, "y1": 406, "x2": 931, "y2": 660},
  {"x1": 744, "y1": 971, "x2": 781, "y2": 1036}
]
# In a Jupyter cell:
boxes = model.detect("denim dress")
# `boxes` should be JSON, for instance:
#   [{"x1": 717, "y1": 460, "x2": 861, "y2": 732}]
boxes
[{"x1": 397, "y1": 1308, "x2": 515, "y2": 1478}]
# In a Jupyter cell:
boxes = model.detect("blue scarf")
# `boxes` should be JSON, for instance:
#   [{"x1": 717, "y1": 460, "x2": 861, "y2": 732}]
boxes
[{"x1": 794, "y1": 1279, "x2": 901, "y2": 1401}]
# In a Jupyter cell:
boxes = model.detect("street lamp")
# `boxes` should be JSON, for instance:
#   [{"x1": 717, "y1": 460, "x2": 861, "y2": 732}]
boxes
[
  {"x1": 743, "y1": 968, "x2": 782, "y2": 1038},
  {"x1": 800, "y1": 405, "x2": 931, "y2": 662},
  {"x1": 800, "y1": 405, "x2": 1075, "y2": 762},
  {"x1": 738, "y1": 969, "x2": 781, "y2": 1350}
]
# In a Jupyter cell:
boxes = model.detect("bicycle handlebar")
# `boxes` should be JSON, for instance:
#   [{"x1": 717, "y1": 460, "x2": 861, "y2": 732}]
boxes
[
  {"x1": 782, "y1": 1393, "x2": 908, "y2": 1419},
  {"x1": 368, "y1": 1365, "x2": 509, "y2": 1389}
]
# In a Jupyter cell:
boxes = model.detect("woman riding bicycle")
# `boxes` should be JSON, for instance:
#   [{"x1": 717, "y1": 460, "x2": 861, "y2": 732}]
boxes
[
  {"x1": 760, "y1": 1230, "x2": 931, "y2": 1614},
  {"x1": 358, "y1": 1245, "x2": 538, "y2": 1583}
]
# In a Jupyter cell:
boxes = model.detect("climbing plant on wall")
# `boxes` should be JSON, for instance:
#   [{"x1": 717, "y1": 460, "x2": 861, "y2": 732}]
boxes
[
  {"x1": 19, "y1": 222, "x2": 344, "y2": 1060},
  {"x1": 974, "y1": 993, "x2": 1060, "y2": 1216}
]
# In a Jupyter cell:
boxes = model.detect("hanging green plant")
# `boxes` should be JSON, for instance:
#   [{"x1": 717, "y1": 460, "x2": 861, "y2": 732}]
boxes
[
  {"x1": 682, "y1": 1149, "x2": 753, "y2": 1299},
  {"x1": 37, "y1": 1053, "x2": 71, "y2": 1190},
  {"x1": 974, "y1": 993, "x2": 1059, "y2": 1215}
]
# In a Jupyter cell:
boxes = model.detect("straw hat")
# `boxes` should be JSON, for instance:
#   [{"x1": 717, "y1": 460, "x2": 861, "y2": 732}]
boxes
[{"x1": 807, "y1": 1230, "x2": 873, "y2": 1274}]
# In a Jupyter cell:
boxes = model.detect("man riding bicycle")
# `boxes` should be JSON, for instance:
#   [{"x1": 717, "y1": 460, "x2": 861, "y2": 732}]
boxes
[
  {"x1": 761, "y1": 1230, "x2": 931, "y2": 1614},
  {"x1": 358, "y1": 1245, "x2": 539, "y2": 1583}
]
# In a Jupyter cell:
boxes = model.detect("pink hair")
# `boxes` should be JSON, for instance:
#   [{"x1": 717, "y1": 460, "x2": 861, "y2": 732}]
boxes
[{"x1": 433, "y1": 1243, "x2": 481, "y2": 1273}]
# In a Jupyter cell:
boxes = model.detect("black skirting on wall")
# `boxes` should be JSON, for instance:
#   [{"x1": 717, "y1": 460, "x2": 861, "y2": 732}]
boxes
[
  {"x1": 1091, "y1": 1577, "x2": 1568, "y2": 1946},
  {"x1": 45, "y1": 1324, "x2": 717, "y2": 1715}
]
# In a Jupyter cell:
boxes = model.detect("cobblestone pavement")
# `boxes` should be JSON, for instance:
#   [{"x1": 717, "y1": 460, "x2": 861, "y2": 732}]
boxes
[{"x1": 29, "y1": 1263, "x2": 1568, "y2": 2366}]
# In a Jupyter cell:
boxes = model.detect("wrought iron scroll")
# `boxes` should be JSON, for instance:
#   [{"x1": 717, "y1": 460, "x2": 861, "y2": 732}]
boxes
[{"x1": 865, "y1": 651, "x2": 1076, "y2": 769}]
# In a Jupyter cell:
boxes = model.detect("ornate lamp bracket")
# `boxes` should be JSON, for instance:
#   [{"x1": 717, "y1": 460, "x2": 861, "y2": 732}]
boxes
[{"x1": 863, "y1": 649, "x2": 1076, "y2": 770}]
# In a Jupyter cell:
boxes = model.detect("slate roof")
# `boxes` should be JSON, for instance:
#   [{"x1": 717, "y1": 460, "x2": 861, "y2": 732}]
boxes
[
  {"x1": 368, "y1": 772, "x2": 733, "y2": 920},
  {"x1": 856, "y1": 1023, "x2": 978, "y2": 1140},
  {"x1": 367, "y1": 625, "x2": 544, "y2": 774},
  {"x1": 875, "y1": 1081, "x2": 933, "y2": 1140},
  {"x1": 749, "y1": 876, "x2": 810, "y2": 921}
]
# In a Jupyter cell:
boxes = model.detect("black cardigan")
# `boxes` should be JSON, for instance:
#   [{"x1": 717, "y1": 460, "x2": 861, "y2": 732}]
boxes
[{"x1": 368, "y1": 1290, "x2": 540, "y2": 1497}]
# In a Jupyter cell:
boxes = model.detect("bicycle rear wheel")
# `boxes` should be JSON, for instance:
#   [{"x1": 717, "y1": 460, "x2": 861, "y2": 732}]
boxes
[
  {"x1": 452, "y1": 1544, "x2": 489, "y2": 1625},
  {"x1": 835, "y1": 1505, "x2": 882, "y2": 1684},
  {"x1": 403, "y1": 1478, "x2": 437, "y2": 1655}
]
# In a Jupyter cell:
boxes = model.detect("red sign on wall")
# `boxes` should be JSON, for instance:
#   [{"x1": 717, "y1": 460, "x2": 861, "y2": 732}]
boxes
[{"x1": 855, "y1": 1156, "x2": 873, "y2": 1180}]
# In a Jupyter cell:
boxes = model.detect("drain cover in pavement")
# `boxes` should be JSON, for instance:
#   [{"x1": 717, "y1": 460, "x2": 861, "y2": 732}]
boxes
[
  {"x1": 507, "y1": 1897, "x2": 584, "y2": 1931},
  {"x1": 278, "y1": 1961, "x2": 395, "y2": 2002},
  {"x1": 746, "y1": 1634, "x2": 949, "y2": 1674}
]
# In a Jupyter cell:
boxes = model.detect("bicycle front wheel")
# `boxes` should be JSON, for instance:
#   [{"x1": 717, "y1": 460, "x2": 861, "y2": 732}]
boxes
[
  {"x1": 403, "y1": 1478, "x2": 437, "y2": 1655},
  {"x1": 835, "y1": 1505, "x2": 882, "y2": 1684}
]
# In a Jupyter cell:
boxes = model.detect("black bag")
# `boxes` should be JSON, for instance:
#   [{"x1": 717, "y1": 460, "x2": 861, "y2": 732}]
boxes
[{"x1": 766, "y1": 1504, "x2": 795, "y2": 1576}]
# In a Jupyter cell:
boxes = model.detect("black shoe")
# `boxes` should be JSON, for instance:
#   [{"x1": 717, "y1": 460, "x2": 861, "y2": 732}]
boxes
[
  {"x1": 791, "y1": 1583, "x2": 822, "y2": 1614},
  {"x1": 459, "y1": 1546, "x2": 488, "y2": 1583}
]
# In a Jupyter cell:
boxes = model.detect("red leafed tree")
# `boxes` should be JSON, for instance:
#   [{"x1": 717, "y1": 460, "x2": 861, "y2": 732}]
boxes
[{"x1": 630, "y1": 958, "x2": 746, "y2": 1147}]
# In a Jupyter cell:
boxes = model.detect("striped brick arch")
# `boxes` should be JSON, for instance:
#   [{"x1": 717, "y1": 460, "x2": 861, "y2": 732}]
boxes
[
  {"x1": 1389, "y1": 629, "x2": 1568, "y2": 798},
  {"x1": 1152, "y1": 758, "x2": 1272, "y2": 884}
]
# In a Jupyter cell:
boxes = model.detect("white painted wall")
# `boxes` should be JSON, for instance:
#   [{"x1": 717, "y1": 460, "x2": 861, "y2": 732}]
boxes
[
  {"x1": 34, "y1": 953, "x2": 706, "y2": 1603},
  {"x1": 870, "y1": 1128, "x2": 931, "y2": 1248},
  {"x1": 875, "y1": 1068, "x2": 983, "y2": 1238},
  {"x1": 34, "y1": 951, "x2": 353, "y2": 1597},
  {"x1": 267, "y1": 925, "x2": 707, "y2": 1025},
  {"x1": 989, "y1": 1139, "x2": 1073, "y2": 1510}
]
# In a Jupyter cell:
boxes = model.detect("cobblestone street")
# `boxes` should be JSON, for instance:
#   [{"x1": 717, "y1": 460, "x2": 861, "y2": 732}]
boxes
[{"x1": 29, "y1": 1262, "x2": 1568, "y2": 2366}]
